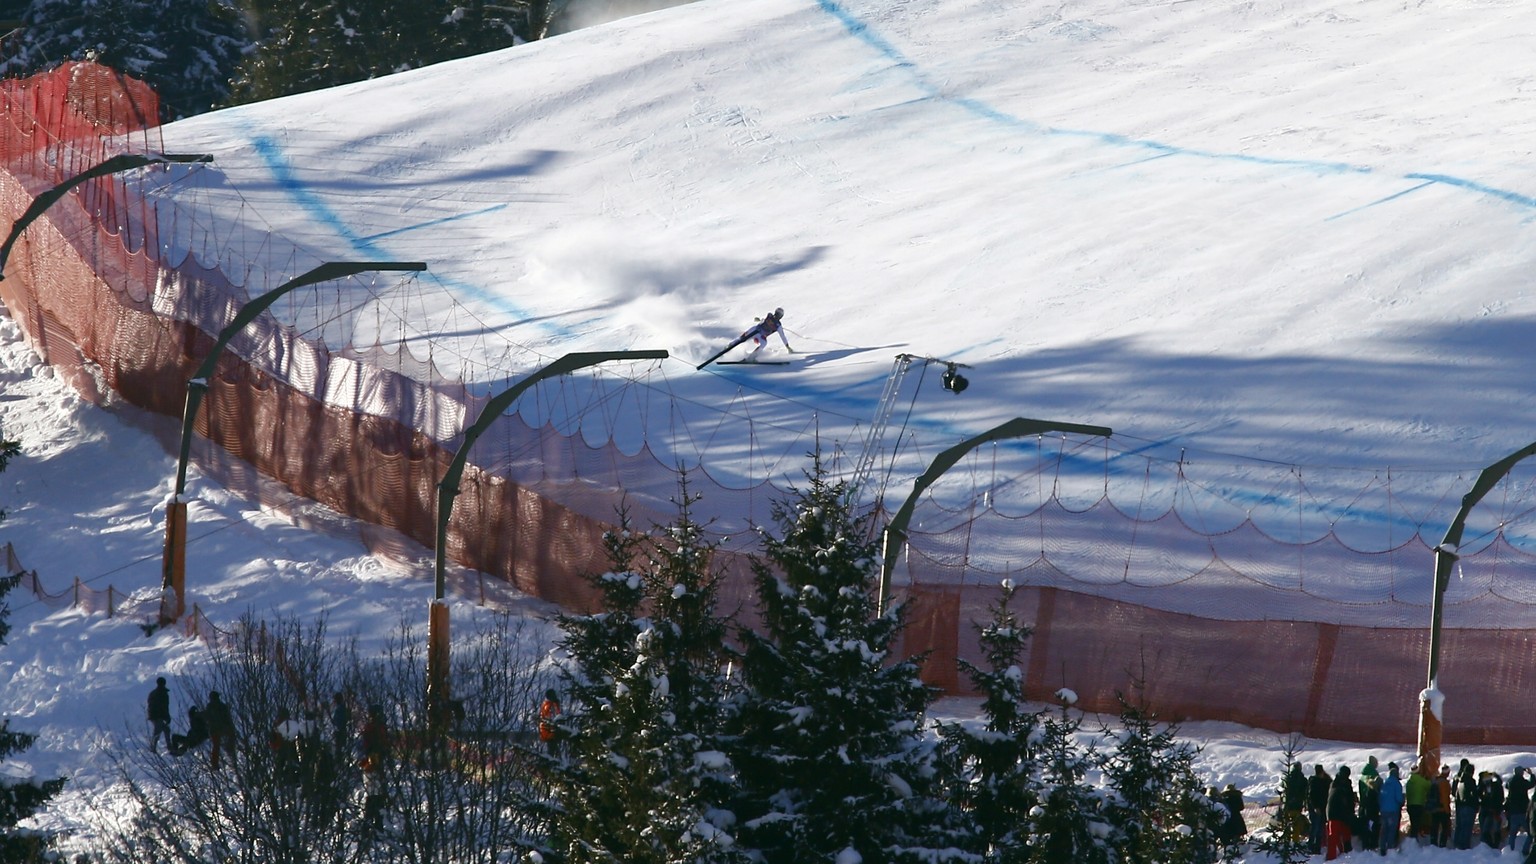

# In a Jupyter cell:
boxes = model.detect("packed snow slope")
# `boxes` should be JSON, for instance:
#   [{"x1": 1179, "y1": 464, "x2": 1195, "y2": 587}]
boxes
[{"x1": 153, "y1": 0, "x2": 1536, "y2": 489}]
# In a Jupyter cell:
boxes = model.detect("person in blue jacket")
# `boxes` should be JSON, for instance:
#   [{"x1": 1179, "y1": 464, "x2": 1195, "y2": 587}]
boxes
[{"x1": 1377, "y1": 761, "x2": 1406, "y2": 853}]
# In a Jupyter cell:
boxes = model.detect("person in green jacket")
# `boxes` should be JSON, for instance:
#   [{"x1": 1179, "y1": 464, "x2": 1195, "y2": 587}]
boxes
[{"x1": 1405, "y1": 762, "x2": 1431, "y2": 845}]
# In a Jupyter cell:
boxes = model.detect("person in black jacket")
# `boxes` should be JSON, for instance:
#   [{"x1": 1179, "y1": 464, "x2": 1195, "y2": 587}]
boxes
[
  {"x1": 168, "y1": 704, "x2": 207, "y2": 756},
  {"x1": 1326, "y1": 766, "x2": 1357, "y2": 861},
  {"x1": 1453, "y1": 760, "x2": 1479, "y2": 849},
  {"x1": 203, "y1": 690, "x2": 236, "y2": 769},
  {"x1": 1309, "y1": 764, "x2": 1332, "y2": 855},
  {"x1": 1280, "y1": 762, "x2": 1309, "y2": 845},
  {"x1": 146, "y1": 676, "x2": 172, "y2": 754},
  {"x1": 1508, "y1": 766, "x2": 1533, "y2": 854},
  {"x1": 1479, "y1": 771, "x2": 1507, "y2": 848},
  {"x1": 1219, "y1": 784, "x2": 1248, "y2": 844},
  {"x1": 1525, "y1": 789, "x2": 1536, "y2": 864}
]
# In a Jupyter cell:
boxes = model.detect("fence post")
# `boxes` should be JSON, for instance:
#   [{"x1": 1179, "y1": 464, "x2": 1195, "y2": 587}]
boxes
[
  {"x1": 1302, "y1": 622, "x2": 1340, "y2": 737},
  {"x1": 1025, "y1": 586, "x2": 1059, "y2": 699}
]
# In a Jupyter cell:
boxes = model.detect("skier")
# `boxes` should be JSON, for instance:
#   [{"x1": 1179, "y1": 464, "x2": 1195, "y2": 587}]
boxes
[
  {"x1": 696, "y1": 307, "x2": 793, "y2": 369},
  {"x1": 740, "y1": 307, "x2": 791, "y2": 359}
]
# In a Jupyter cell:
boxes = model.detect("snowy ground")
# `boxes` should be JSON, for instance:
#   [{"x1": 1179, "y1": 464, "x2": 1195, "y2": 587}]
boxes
[{"x1": 6, "y1": 0, "x2": 1536, "y2": 857}]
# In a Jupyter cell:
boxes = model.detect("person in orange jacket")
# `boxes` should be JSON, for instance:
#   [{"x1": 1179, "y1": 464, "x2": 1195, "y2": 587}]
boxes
[{"x1": 539, "y1": 689, "x2": 561, "y2": 752}]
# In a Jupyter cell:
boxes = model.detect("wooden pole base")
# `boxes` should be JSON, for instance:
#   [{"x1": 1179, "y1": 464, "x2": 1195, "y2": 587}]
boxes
[{"x1": 159, "y1": 500, "x2": 187, "y2": 624}]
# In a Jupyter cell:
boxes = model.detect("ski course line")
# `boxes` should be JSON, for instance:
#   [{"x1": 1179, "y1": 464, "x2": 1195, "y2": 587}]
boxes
[
  {"x1": 810, "y1": 0, "x2": 1536, "y2": 214},
  {"x1": 239, "y1": 123, "x2": 576, "y2": 344}
]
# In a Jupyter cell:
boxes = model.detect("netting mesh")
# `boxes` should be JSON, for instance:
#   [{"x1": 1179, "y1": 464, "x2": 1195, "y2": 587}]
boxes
[{"x1": 6, "y1": 63, "x2": 1536, "y2": 743}]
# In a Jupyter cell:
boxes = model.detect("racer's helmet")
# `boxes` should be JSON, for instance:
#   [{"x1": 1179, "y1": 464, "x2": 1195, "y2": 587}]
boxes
[{"x1": 774, "y1": 307, "x2": 784, "y2": 318}]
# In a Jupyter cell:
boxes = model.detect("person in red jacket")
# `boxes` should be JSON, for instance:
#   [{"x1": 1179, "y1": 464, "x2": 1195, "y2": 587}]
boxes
[{"x1": 1326, "y1": 765, "x2": 1357, "y2": 860}]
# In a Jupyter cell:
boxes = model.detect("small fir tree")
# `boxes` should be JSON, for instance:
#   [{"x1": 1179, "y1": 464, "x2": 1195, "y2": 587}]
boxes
[
  {"x1": 728, "y1": 453, "x2": 957, "y2": 863},
  {"x1": 936, "y1": 578, "x2": 1046, "y2": 861},
  {"x1": 1097, "y1": 690, "x2": 1228, "y2": 864},
  {"x1": 1027, "y1": 691, "x2": 1111, "y2": 864},
  {"x1": 546, "y1": 476, "x2": 748, "y2": 864},
  {"x1": 1252, "y1": 735, "x2": 1312, "y2": 864}
]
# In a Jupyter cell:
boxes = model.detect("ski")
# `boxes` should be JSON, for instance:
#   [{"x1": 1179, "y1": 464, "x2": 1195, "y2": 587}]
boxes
[
  {"x1": 717, "y1": 360, "x2": 791, "y2": 365},
  {"x1": 695, "y1": 335, "x2": 751, "y2": 369}
]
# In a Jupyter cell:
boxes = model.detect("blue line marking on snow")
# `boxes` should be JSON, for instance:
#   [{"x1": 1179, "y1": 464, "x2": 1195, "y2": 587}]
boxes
[
  {"x1": 812, "y1": 0, "x2": 1536, "y2": 212},
  {"x1": 241, "y1": 124, "x2": 572, "y2": 341},
  {"x1": 813, "y1": 0, "x2": 916, "y2": 73},
  {"x1": 250, "y1": 134, "x2": 377, "y2": 253},
  {"x1": 1406, "y1": 173, "x2": 1536, "y2": 210},
  {"x1": 359, "y1": 204, "x2": 508, "y2": 242}
]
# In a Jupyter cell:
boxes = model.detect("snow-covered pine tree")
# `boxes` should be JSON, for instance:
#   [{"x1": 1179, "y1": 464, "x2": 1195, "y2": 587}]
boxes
[
  {"x1": 728, "y1": 453, "x2": 958, "y2": 864},
  {"x1": 546, "y1": 477, "x2": 748, "y2": 864},
  {"x1": 0, "y1": 0, "x2": 248, "y2": 119},
  {"x1": 0, "y1": 428, "x2": 65, "y2": 860},
  {"x1": 543, "y1": 508, "x2": 647, "y2": 859},
  {"x1": 1027, "y1": 692, "x2": 1111, "y2": 864},
  {"x1": 935, "y1": 578, "x2": 1046, "y2": 861},
  {"x1": 1096, "y1": 691, "x2": 1229, "y2": 864}
]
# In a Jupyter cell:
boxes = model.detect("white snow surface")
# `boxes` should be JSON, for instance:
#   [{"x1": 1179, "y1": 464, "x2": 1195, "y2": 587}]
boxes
[{"x1": 2, "y1": 0, "x2": 1536, "y2": 858}]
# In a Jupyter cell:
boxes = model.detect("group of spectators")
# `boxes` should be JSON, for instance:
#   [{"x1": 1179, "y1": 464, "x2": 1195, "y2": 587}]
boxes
[
  {"x1": 146, "y1": 676, "x2": 236, "y2": 766},
  {"x1": 1278, "y1": 755, "x2": 1536, "y2": 859},
  {"x1": 147, "y1": 678, "x2": 387, "y2": 777}
]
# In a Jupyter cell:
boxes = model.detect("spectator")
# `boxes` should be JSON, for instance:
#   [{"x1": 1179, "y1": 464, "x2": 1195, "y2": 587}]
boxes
[
  {"x1": 1452, "y1": 759, "x2": 1478, "y2": 849},
  {"x1": 1479, "y1": 770, "x2": 1506, "y2": 848},
  {"x1": 146, "y1": 676, "x2": 172, "y2": 754},
  {"x1": 1526, "y1": 789, "x2": 1536, "y2": 864},
  {"x1": 360, "y1": 704, "x2": 389, "y2": 828},
  {"x1": 1218, "y1": 784, "x2": 1247, "y2": 844},
  {"x1": 1309, "y1": 764, "x2": 1332, "y2": 855},
  {"x1": 1280, "y1": 761, "x2": 1309, "y2": 845},
  {"x1": 1377, "y1": 761, "x2": 1405, "y2": 853},
  {"x1": 269, "y1": 707, "x2": 308, "y2": 784},
  {"x1": 203, "y1": 690, "x2": 236, "y2": 770},
  {"x1": 539, "y1": 689, "x2": 561, "y2": 753},
  {"x1": 1404, "y1": 762, "x2": 1430, "y2": 845},
  {"x1": 330, "y1": 692, "x2": 352, "y2": 759},
  {"x1": 1509, "y1": 766, "x2": 1533, "y2": 854},
  {"x1": 1431, "y1": 764, "x2": 1452, "y2": 847},
  {"x1": 1327, "y1": 765, "x2": 1357, "y2": 860},
  {"x1": 168, "y1": 704, "x2": 207, "y2": 756},
  {"x1": 1357, "y1": 755, "x2": 1381, "y2": 851}
]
